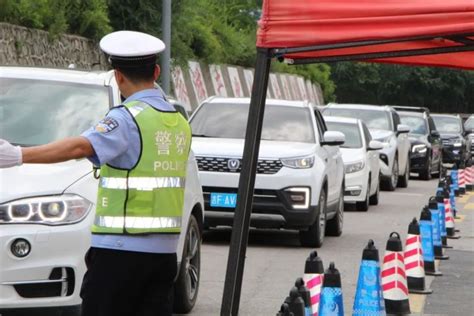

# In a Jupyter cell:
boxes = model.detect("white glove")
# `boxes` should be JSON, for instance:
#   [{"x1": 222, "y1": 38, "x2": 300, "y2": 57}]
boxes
[{"x1": 0, "y1": 139, "x2": 22, "y2": 168}]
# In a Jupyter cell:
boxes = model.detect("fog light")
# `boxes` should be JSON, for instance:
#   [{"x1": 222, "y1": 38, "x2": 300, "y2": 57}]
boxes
[
  {"x1": 284, "y1": 187, "x2": 310, "y2": 209},
  {"x1": 11, "y1": 238, "x2": 31, "y2": 258}
]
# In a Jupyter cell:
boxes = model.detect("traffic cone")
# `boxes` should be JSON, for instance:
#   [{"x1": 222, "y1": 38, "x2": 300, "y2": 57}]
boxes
[
  {"x1": 352, "y1": 240, "x2": 385, "y2": 316},
  {"x1": 303, "y1": 251, "x2": 324, "y2": 315},
  {"x1": 450, "y1": 166, "x2": 460, "y2": 197},
  {"x1": 429, "y1": 197, "x2": 449, "y2": 259},
  {"x1": 295, "y1": 278, "x2": 311, "y2": 316},
  {"x1": 319, "y1": 262, "x2": 344, "y2": 316},
  {"x1": 404, "y1": 218, "x2": 433, "y2": 294},
  {"x1": 382, "y1": 232, "x2": 410, "y2": 315},
  {"x1": 277, "y1": 303, "x2": 293, "y2": 316},
  {"x1": 439, "y1": 191, "x2": 460, "y2": 240},
  {"x1": 465, "y1": 160, "x2": 473, "y2": 191},
  {"x1": 458, "y1": 161, "x2": 466, "y2": 195},
  {"x1": 419, "y1": 206, "x2": 443, "y2": 276},
  {"x1": 284, "y1": 287, "x2": 306, "y2": 316},
  {"x1": 434, "y1": 194, "x2": 452, "y2": 249}
]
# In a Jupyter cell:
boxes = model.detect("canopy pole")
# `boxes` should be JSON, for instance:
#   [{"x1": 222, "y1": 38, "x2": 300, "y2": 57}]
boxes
[{"x1": 220, "y1": 48, "x2": 272, "y2": 316}]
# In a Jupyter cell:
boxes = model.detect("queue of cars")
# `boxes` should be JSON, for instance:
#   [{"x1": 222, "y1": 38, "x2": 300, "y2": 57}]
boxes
[{"x1": 0, "y1": 66, "x2": 472, "y2": 315}]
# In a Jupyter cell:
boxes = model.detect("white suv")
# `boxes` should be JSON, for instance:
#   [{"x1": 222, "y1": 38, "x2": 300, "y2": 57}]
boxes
[
  {"x1": 190, "y1": 97, "x2": 345, "y2": 247},
  {"x1": 323, "y1": 104, "x2": 411, "y2": 191},
  {"x1": 0, "y1": 67, "x2": 204, "y2": 314}
]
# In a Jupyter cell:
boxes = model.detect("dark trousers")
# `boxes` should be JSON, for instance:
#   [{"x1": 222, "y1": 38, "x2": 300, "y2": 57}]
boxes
[{"x1": 80, "y1": 247, "x2": 177, "y2": 316}]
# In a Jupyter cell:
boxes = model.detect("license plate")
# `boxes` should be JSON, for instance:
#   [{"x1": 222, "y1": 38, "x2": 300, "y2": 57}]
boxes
[{"x1": 210, "y1": 193, "x2": 237, "y2": 208}]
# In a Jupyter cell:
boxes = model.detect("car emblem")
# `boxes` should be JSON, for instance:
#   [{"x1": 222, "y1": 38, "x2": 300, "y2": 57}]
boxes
[{"x1": 227, "y1": 159, "x2": 241, "y2": 171}]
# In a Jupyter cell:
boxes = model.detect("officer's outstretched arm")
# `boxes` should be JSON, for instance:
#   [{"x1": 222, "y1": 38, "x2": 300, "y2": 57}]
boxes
[{"x1": 20, "y1": 137, "x2": 94, "y2": 164}]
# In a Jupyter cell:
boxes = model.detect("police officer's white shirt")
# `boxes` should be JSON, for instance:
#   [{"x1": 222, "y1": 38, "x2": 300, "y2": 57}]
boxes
[{"x1": 81, "y1": 88, "x2": 179, "y2": 254}]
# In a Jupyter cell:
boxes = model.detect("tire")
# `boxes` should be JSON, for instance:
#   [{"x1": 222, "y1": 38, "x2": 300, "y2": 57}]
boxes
[
  {"x1": 369, "y1": 176, "x2": 380, "y2": 205},
  {"x1": 398, "y1": 155, "x2": 409, "y2": 188},
  {"x1": 299, "y1": 188, "x2": 327, "y2": 247},
  {"x1": 419, "y1": 157, "x2": 432, "y2": 180},
  {"x1": 356, "y1": 180, "x2": 370, "y2": 212},
  {"x1": 381, "y1": 156, "x2": 398, "y2": 191},
  {"x1": 173, "y1": 214, "x2": 201, "y2": 314},
  {"x1": 326, "y1": 185, "x2": 344, "y2": 236}
]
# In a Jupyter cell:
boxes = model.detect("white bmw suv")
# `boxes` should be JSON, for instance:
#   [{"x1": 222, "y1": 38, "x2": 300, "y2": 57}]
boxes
[
  {"x1": 190, "y1": 97, "x2": 345, "y2": 247},
  {"x1": 0, "y1": 67, "x2": 204, "y2": 315}
]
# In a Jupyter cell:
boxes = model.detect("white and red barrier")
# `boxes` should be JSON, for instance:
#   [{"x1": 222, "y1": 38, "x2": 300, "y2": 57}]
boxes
[
  {"x1": 303, "y1": 251, "x2": 324, "y2": 316},
  {"x1": 382, "y1": 232, "x2": 411, "y2": 314}
]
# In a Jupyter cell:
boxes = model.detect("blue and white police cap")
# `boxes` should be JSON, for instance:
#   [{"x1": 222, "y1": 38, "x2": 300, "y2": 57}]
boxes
[{"x1": 100, "y1": 31, "x2": 165, "y2": 68}]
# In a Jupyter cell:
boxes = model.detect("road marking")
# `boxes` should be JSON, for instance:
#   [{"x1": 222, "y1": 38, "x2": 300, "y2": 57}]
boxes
[
  {"x1": 455, "y1": 214, "x2": 466, "y2": 223},
  {"x1": 463, "y1": 203, "x2": 474, "y2": 210},
  {"x1": 409, "y1": 293, "x2": 426, "y2": 314}
]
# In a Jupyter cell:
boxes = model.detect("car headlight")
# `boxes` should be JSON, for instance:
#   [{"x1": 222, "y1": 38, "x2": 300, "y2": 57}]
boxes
[
  {"x1": 412, "y1": 144, "x2": 427, "y2": 154},
  {"x1": 345, "y1": 161, "x2": 365, "y2": 173},
  {"x1": 0, "y1": 194, "x2": 92, "y2": 225},
  {"x1": 453, "y1": 142, "x2": 462, "y2": 147},
  {"x1": 281, "y1": 156, "x2": 315, "y2": 169}
]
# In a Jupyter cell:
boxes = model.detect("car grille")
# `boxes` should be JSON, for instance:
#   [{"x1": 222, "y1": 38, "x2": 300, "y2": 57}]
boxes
[{"x1": 196, "y1": 156, "x2": 283, "y2": 174}]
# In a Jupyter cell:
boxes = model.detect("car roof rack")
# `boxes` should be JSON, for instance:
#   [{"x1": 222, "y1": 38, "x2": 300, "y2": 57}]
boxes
[{"x1": 391, "y1": 105, "x2": 430, "y2": 114}]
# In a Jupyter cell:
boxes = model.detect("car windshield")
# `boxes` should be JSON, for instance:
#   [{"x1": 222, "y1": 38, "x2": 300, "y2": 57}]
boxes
[
  {"x1": 399, "y1": 114, "x2": 427, "y2": 135},
  {"x1": 324, "y1": 107, "x2": 392, "y2": 131},
  {"x1": 0, "y1": 78, "x2": 110, "y2": 146},
  {"x1": 326, "y1": 121, "x2": 362, "y2": 148},
  {"x1": 190, "y1": 102, "x2": 315, "y2": 143},
  {"x1": 465, "y1": 117, "x2": 474, "y2": 130},
  {"x1": 433, "y1": 116, "x2": 461, "y2": 134}
]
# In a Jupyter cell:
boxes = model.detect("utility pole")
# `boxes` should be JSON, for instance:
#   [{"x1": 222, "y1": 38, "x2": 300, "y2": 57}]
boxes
[{"x1": 161, "y1": 0, "x2": 171, "y2": 95}]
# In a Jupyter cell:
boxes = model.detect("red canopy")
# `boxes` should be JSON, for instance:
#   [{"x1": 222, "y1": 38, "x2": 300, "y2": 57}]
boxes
[{"x1": 257, "y1": 0, "x2": 474, "y2": 70}]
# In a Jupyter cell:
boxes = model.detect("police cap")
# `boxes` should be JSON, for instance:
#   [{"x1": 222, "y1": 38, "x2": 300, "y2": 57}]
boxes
[{"x1": 100, "y1": 31, "x2": 165, "y2": 68}]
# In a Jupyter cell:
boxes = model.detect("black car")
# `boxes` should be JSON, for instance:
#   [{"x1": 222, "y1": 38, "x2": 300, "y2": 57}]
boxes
[
  {"x1": 464, "y1": 115, "x2": 474, "y2": 157},
  {"x1": 394, "y1": 106, "x2": 442, "y2": 180},
  {"x1": 432, "y1": 114, "x2": 471, "y2": 166}
]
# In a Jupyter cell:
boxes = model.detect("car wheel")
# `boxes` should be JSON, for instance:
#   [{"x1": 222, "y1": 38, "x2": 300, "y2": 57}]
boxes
[
  {"x1": 326, "y1": 185, "x2": 344, "y2": 236},
  {"x1": 173, "y1": 214, "x2": 201, "y2": 314},
  {"x1": 356, "y1": 180, "x2": 370, "y2": 212},
  {"x1": 398, "y1": 156, "x2": 409, "y2": 188},
  {"x1": 299, "y1": 188, "x2": 327, "y2": 247},
  {"x1": 419, "y1": 157, "x2": 432, "y2": 180},
  {"x1": 369, "y1": 176, "x2": 380, "y2": 205}
]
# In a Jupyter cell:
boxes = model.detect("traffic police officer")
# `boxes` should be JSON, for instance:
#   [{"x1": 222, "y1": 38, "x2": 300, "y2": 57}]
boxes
[{"x1": 0, "y1": 31, "x2": 191, "y2": 316}]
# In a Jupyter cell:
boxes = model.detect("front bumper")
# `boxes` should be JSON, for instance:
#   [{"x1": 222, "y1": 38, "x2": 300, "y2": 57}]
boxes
[
  {"x1": 343, "y1": 170, "x2": 368, "y2": 203},
  {"x1": 378, "y1": 146, "x2": 396, "y2": 178},
  {"x1": 202, "y1": 186, "x2": 318, "y2": 229},
  {"x1": 410, "y1": 154, "x2": 429, "y2": 172},
  {"x1": 0, "y1": 213, "x2": 93, "y2": 309}
]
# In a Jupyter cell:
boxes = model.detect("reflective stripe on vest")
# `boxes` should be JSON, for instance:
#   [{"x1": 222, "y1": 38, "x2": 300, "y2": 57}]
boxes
[
  {"x1": 95, "y1": 216, "x2": 181, "y2": 229},
  {"x1": 100, "y1": 176, "x2": 185, "y2": 190}
]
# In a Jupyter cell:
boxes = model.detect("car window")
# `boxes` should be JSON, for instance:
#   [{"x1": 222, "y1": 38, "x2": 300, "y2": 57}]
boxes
[
  {"x1": 399, "y1": 114, "x2": 428, "y2": 135},
  {"x1": 0, "y1": 78, "x2": 110, "y2": 146},
  {"x1": 314, "y1": 109, "x2": 326, "y2": 140},
  {"x1": 325, "y1": 121, "x2": 362, "y2": 148},
  {"x1": 465, "y1": 117, "x2": 474, "y2": 130},
  {"x1": 392, "y1": 111, "x2": 401, "y2": 131},
  {"x1": 433, "y1": 116, "x2": 462, "y2": 134},
  {"x1": 191, "y1": 102, "x2": 316, "y2": 143},
  {"x1": 324, "y1": 108, "x2": 392, "y2": 131}
]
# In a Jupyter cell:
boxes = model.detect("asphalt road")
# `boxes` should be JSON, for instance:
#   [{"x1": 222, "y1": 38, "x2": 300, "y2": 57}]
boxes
[{"x1": 188, "y1": 177, "x2": 440, "y2": 315}]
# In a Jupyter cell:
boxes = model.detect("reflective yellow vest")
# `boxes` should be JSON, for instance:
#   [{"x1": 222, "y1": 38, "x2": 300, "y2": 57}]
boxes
[{"x1": 92, "y1": 100, "x2": 191, "y2": 234}]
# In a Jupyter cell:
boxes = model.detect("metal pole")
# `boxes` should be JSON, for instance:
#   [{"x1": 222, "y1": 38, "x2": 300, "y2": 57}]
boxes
[
  {"x1": 220, "y1": 48, "x2": 272, "y2": 316},
  {"x1": 161, "y1": 0, "x2": 171, "y2": 95}
]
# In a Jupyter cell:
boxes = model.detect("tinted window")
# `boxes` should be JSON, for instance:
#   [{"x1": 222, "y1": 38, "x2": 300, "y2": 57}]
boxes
[
  {"x1": 0, "y1": 78, "x2": 110, "y2": 146},
  {"x1": 326, "y1": 121, "x2": 362, "y2": 148},
  {"x1": 399, "y1": 114, "x2": 428, "y2": 135},
  {"x1": 324, "y1": 108, "x2": 392, "y2": 131},
  {"x1": 433, "y1": 116, "x2": 462, "y2": 134},
  {"x1": 191, "y1": 102, "x2": 315, "y2": 143}
]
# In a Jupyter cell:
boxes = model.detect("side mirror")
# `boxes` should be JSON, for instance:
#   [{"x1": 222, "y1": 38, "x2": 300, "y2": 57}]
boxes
[
  {"x1": 321, "y1": 131, "x2": 345, "y2": 146},
  {"x1": 368, "y1": 140, "x2": 383, "y2": 151},
  {"x1": 430, "y1": 130, "x2": 440, "y2": 138},
  {"x1": 397, "y1": 124, "x2": 410, "y2": 135}
]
